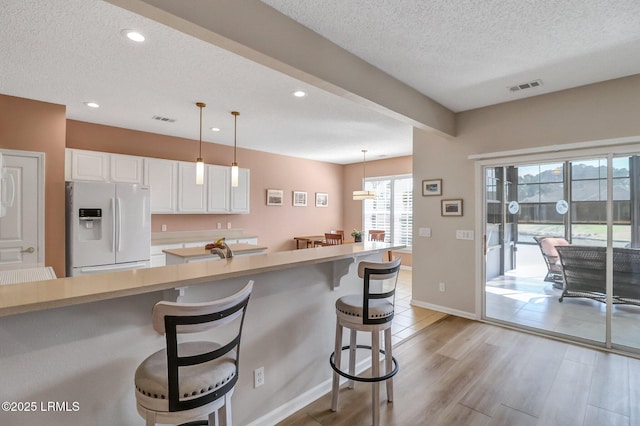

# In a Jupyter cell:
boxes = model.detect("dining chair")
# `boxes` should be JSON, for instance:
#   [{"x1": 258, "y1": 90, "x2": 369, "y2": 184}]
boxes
[
  {"x1": 323, "y1": 233, "x2": 344, "y2": 246},
  {"x1": 369, "y1": 230, "x2": 385, "y2": 242}
]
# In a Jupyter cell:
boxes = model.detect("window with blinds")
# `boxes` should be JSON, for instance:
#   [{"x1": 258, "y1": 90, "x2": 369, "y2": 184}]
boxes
[{"x1": 363, "y1": 174, "x2": 412, "y2": 247}]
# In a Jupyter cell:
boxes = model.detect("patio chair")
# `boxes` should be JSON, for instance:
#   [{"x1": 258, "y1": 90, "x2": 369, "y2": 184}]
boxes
[{"x1": 533, "y1": 236, "x2": 570, "y2": 289}]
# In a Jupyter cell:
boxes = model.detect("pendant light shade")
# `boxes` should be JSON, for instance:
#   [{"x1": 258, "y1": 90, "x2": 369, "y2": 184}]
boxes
[
  {"x1": 231, "y1": 111, "x2": 240, "y2": 187},
  {"x1": 195, "y1": 102, "x2": 206, "y2": 185},
  {"x1": 353, "y1": 149, "x2": 375, "y2": 200}
]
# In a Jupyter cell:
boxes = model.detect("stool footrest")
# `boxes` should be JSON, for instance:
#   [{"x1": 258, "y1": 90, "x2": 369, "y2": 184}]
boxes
[
  {"x1": 178, "y1": 421, "x2": 208, "y2": 426},
  {"x1": 329, "y1": 344, "x2": 399, "y2": 383}
]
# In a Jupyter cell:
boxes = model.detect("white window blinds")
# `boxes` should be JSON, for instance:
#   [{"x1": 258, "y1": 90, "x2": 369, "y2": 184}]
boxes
[{"x1": 363, "y1": 175, "x2": 412, "y2": 247}]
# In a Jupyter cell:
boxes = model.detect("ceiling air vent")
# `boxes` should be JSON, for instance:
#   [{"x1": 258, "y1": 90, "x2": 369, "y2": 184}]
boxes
[
  {"x1": 509, "y1": 79, "x2": 543, "y2": 93},
  {"x1": 152, "y1": 115, "x2": 176, "y2": 123}
]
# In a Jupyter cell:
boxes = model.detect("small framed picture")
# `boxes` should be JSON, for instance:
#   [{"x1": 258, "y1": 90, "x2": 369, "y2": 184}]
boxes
[
  {"x1": 266, "y1": 189, "x2": 284, "y2": 206},
  {"x1": 293, "y1": 191, "x2": 307, "y2": 207},
  {"x1": 422, "y1": 179, "x2": 442, "y2": 196},
  {"x1": 315, "y1": 192, "x2": 328, "y2": 207},
  {"x1": 441, "y1": 199, "x2": 463, "y2": 216}
]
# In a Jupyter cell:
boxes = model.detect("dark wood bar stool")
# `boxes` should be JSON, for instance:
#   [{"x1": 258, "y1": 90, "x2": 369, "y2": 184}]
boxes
[
  {"x1": 134, "y1": 281, "x2": 253, "y2": 426},
  {"x1": 330, "y1": 257, "x2": 401, "y2": 425}
]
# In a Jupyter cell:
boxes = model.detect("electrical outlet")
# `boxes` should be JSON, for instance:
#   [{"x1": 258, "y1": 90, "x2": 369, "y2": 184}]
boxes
[
  {"x1": 217, "y1": 223, "x2": 222, "y2": 229},
  {"x1": 161, "y1": 224, "x2": 167, "y2": 232},
  {"x1": 439, "y1": 282, "x2": 445, "y2": 292},
  {"x1": 254, "y1": 367, "x2": 265, "y2": 388},
  {"x1": 227, "y1": 222, "x2": 232, "y2": 230}
]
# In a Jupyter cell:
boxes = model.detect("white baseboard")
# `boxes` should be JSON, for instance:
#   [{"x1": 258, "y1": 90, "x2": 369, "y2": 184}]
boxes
[
  {"x1": 410, "y1": 299, "x2": 478, "y2": 320},
  {"x1": 245, "y1": 357, "x2": 373, "y2": 426}
]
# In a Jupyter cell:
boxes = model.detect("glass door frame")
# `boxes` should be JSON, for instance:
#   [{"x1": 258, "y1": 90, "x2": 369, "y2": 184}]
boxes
[{"x1": 475, "y1": 142, "x2": 640, "y2": 354}]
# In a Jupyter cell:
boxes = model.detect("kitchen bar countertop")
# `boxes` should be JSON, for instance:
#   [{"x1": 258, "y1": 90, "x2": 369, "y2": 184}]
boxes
[
  {"x1": 0, "y1": 242, "x2": 402, "y2": 317},
  {"x1": 163, "y1": 243, "x2": 268, "y2": 258},
  {"x1": 151, "y1": 229, "x2": 258, "y2": 245}
]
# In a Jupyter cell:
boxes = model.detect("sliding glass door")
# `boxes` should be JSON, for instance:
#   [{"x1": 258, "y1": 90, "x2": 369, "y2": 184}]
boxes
[{"x1": 482, "y1": 153, "x2": 639, "y2": 354}]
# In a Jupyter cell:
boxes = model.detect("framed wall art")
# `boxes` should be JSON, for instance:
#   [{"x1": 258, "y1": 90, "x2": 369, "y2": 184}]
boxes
[
  {"x1": 422, "y1": 179, "x2": 442, "y2": 196},
  {"x1": 266, "y1": 189, "x2": 284, "y2": 206},
  {"x1": 441, "y1": 199, "x2": 463, "y2": 216},
  {"x1": 293, "y1": 191, "x2": 307, "y2": 207},
  {"x1": 315, "y1": 192, "x2": 328, "y2": 207}
]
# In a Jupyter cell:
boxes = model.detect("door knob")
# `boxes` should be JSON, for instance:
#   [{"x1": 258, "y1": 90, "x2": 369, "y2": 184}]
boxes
[{"x1": 21, "y1": 247, "x2": 35, "y2": 253}]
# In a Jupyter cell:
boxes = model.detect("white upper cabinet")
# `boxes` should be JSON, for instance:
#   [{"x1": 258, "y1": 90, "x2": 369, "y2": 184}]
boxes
[
  {"x1": 110, "y1": 154, "x2": 144, "y2": 184},
  {"x1": 177, "y1": 161, "x2": 207, "y2": 213},
  {"x1": 231, "y1": 168, "x2": 250, "y2": 214},
  {"x1": 66, "y1": 149, "x2": 250, "y2": 214},
  {"x1": 207, "y1": 166, "x2": 250, "y2": 214},
  {"x1": 207, "y1": 165, "x2": 230, "y2": 213},
  {"x1": 68, "y1": 149, "x2": 109, "y2": 182},
  {"x1": 144, "y1": 158, "x2": 178, "y2": 213}
]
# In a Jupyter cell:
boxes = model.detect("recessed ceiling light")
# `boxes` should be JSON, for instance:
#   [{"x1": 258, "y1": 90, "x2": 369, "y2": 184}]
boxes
[
  {"x1": 210, "y1": 127, "x2": 221, "y2": 132},
  {"x1": 122, "y1": 30, "x2": 145, "y2": 42},
  {"x1": 292, "y1": 90, "x2": 306, "y2": 98},
  {"x1": 84, "y1": 102, "x2": 99, "y2": 108}
]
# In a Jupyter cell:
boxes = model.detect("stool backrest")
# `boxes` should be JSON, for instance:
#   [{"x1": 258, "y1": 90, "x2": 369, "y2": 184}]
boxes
[
  {"x1": 358, "y1": 257, "x2": 401, "y2": 324},
  {"x1": 152, "y1": 280, "x2": 253, "y2": 412}
]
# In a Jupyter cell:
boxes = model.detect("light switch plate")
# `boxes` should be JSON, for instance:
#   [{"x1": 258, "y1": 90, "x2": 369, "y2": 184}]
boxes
[
  {"x1": 456, "y1": 230, "x2": 474, "y2": 240},
  {"x1": 419, "y1": 227, "x2": 431, "y2": 237}
]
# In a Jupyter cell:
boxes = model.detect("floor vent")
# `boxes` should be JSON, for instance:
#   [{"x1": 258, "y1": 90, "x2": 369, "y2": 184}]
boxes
[
  {"x1": 509, "y1": 79, "x2": 543, "y2": 92},
  {"x1": 152, "y1": 115, "x2": 176, "y2": 123}
]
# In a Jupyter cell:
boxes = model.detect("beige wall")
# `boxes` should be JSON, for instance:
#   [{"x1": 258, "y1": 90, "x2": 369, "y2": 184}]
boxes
[
  {"x1": 412, "y1": 74, "x2": 640, "y2": 316},
  {"x1": 0, "y1": 95, "x2": 67, "y2": 277}
]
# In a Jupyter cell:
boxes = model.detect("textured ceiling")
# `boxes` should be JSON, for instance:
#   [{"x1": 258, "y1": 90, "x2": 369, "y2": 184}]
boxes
[
  {"x1": 2, "y1": 0, "x2": 640, "y2": 164},
  {"x1": 261, "y1": 0, "x2": 640, "y2": 112},
  {"x1": 0, "y1": 0, "x2": 411, "y2": 164}
]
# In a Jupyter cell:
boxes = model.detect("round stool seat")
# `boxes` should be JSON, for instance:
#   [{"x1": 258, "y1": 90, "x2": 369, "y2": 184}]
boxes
[
  {"x1": 135, "y1": 341, "x2": 237, "y2": 412},
  {"x1": 336, "y1": 295, "x2": 394, "y2": 323}
]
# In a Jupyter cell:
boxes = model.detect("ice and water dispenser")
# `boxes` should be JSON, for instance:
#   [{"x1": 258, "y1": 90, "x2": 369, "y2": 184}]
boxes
[{"x1": 77, "y1": 208, "x2": 102, "y2": 241}]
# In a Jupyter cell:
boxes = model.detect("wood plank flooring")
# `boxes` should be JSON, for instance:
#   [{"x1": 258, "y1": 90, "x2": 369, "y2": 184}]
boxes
[{"x1": 278, "y1": 316, "x2": 640, "y2": 425}]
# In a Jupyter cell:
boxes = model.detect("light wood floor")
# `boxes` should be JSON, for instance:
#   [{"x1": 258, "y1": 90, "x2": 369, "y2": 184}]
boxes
[{"x1": 278, "y1": 315, "x2": 640, "y2": 425}]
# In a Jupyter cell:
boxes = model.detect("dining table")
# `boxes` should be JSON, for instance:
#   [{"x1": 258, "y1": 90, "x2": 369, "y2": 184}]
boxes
[{"x1": 293, "y1": 235, "x2": 325, "y2": 249}]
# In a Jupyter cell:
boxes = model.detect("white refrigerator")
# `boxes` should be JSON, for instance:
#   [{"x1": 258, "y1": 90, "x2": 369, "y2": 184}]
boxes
[{"x1": 66, "y1": 181, "x2": 151, "y2": 276}]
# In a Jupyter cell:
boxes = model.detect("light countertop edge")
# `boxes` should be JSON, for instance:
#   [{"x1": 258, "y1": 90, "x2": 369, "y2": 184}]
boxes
[{"x1": 0, "y1": 243, "x2": 403, "y2": 318}]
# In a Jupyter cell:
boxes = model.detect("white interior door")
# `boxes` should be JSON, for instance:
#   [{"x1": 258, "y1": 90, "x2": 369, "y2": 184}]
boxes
[{"x1": 0, "y1": 150, "x2": 42, "y2": 269}]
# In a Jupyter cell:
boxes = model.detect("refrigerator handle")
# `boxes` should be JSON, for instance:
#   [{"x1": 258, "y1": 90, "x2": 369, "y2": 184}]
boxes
[
  {"x1": 111, "y1": 198, "x2": 116, "y2": 253},
  {"x1": 116, "y1": 197, "x2": 122, "y2": 252}
]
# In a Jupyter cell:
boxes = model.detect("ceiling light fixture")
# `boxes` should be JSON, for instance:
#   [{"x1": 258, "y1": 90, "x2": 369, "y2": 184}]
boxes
[
  {"x1": 195, "y1": 102, "x2": 206, "y2": 185},
  {"x1": 122, "y1": 30, "x2": 145, "y2": 42},
  {"x1": 292, "y1": 90, "x2": 306, "y2": 98},
  {"x1": 84, "y1": 102, "x2": 99, "y2": 108},
  {"x1": 353, "y1": 149, "x2": 376, "y2": 200},
  {"x1": 210, "y1": 127, "x2": 220, "y2": 132},
  {"x1": 231, "y1": 111, "x2": 240, "y2": 187}
]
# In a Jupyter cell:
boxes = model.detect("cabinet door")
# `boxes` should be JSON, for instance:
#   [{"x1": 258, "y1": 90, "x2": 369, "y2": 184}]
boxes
[
  {"x1": 207, "y1": 165, "x2": 230, "y2": 213},
  {"x1": 230, "y1": 168, "x2": 250, "y2": 213},
  {"x1": 70, "y1": 149, "x2": 109, "y2": 182},
  {"x1": 144, "y1": 158, "x2": 177, "y2": 213},
  {"x1": 178, "y1": 162, "x2": 207, "y2": 213},
  {"x1": 110, "y1": 154, "x2": 144, "y2": 183}
]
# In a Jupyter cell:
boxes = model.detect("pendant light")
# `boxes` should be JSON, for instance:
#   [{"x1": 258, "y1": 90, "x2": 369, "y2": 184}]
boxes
[
  {"x1": 353, "y1": 149, "x2": 376, "y2": 200},
  {"x1": 195, "y1": 102, "x2": 206, "y2": 185},
  {"x1": 231, "y1": 111, "x2": 240, "y2": 187}
]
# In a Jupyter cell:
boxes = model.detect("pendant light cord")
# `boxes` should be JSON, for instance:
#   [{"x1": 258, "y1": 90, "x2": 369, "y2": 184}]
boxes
[{"x1": 232, "y1": 111, "x2": 240, "y2": 166}]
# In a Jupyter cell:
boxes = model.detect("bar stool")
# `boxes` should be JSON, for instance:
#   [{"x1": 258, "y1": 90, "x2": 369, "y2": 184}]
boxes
[
  {"x1": 330, "y1": 257, "x2": 401, "y2": 425},
  {"x1": 134, "y1": 281, "x2": 253, "y2": 426}
]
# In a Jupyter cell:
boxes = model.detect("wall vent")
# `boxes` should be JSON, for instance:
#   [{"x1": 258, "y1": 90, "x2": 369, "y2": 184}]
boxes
[
  {"x1": 152, "y1": 115, "x2": 176, "y2": 123},
  {"x1": 509, "y1": 79, "x2": 543, "y2": 92}
]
